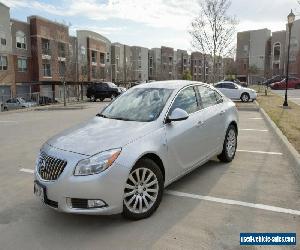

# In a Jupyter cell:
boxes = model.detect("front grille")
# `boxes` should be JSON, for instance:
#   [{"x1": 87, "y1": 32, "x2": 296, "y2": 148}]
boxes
[
  {"x1": 37, "y1": 151, "x2": 67, "y2": 181},
  {"x1": 71, "y1": 198, "x2": 88, "y2": 209}
]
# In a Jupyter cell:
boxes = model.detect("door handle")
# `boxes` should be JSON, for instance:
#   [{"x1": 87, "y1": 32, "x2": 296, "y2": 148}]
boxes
[
  {"x1": 220, "y1": 110, "x2": 225, "y2": 115},
  {"x1": 196, "y1": 120, "x2": 204, "y2": 127}
]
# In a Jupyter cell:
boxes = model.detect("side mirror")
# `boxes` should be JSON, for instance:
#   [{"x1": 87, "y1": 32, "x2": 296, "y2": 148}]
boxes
[{"x1": 166, "y1": 108, "x2": 189, "y2": 123}]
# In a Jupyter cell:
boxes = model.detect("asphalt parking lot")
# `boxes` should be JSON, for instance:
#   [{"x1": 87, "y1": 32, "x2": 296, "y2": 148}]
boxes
[
  {"x1": 0, "y1": 102, "x2": 299, "y2": 249},
  {"x1": 271, "y1": 89, "x2": 300, "y2": 105}
]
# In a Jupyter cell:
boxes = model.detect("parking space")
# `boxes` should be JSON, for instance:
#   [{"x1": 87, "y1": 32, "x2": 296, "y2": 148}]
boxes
[
  {"x1": 0, "y1": 103, "x2": 299, "y2": 249},
  {"x1": 271, "y1": 89, "x2": 300, "y2": 105}
]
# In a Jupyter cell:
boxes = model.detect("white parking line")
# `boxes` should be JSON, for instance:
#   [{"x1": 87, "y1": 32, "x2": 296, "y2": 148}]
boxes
[
  {"x1": 166, "y1": 190, "x2": 300, "y2": 216},
  {"x1": 237, "y1": 149, "x2": 282, "y2": 155},
  {"x1": 20, "y1": 168, "x2": 34, "y2": 174},
  {"x1": 240, "y1": 129, "x2": 268, "y2": 132},
  {"x1": 0, "y1": 121, "x2": 17, "y2": 123},
  {"x1": 248, "y1": 118, "x2": 263, "y2": 120}
]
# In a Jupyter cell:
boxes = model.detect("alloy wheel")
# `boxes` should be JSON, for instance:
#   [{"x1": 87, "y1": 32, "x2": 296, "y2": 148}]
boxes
[
  {"x1": 124, "y1": 167, "x2": 159, "y2": 214},
  {"x1": 226, "y1": 129, "x2": 236, "y2": 158}
]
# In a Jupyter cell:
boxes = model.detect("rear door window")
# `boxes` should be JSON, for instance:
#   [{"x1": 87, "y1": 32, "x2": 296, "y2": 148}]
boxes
[{"x1": 197, "y1": 86, "x2": 219, "y2": 108}]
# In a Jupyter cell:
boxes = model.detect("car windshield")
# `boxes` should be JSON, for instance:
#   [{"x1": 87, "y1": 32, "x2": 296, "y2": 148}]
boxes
[{"x1": 100, "y1": 87, "x2": 173, "y2": 122}]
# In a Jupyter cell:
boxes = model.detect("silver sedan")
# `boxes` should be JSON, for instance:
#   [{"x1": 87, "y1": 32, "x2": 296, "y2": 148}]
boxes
[{"x1": 34, "y1": 80, "x2": 238, "y2": 220}]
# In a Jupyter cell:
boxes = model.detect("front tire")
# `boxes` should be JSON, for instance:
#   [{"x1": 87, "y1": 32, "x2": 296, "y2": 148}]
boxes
[
  {"x1": 241, "y1": 93, "x2": 250, "y2": 102},
  {"x1": 90, "y1": 95, "x2": 96, "y2": 102},
  {"x1": 122, "y1": 158, "x2": 163, "y2": 220},
  {"x1": 218, "y1": 124, "x2": 237, "y2": 163}
]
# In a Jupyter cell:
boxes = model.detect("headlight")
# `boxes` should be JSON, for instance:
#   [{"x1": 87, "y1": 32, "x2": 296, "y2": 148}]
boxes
[{"x1": 74, "y1": 148, "x2": 121, "y2": 176}]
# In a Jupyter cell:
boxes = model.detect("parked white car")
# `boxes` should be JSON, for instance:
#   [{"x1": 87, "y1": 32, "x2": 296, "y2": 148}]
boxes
[
  {"x1": 214, "y1": 81, "x2": 257, "y2": 102},
  {"x1": 34, "y1": 80, "x2": 238, "y2": 220}
]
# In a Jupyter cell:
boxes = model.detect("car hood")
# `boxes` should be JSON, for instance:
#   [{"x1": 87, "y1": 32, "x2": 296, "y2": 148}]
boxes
[{"x1": 46, "y1": 117, "x2": 157, "y2": 156}]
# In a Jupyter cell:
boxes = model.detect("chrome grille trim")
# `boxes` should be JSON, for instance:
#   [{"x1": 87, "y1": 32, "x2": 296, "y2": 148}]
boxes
[{"x1": 38, "y1": 151, "x2": 67, "y2": 181}]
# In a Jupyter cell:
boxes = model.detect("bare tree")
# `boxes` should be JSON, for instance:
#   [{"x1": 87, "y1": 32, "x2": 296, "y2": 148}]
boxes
[{"x1": 190, "y1": 0, "x2": 238, "y2": 83}]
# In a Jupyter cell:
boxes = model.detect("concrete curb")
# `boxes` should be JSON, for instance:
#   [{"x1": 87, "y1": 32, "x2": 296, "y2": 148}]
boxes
[{"x1": 255, "y1": 100, "x2": 300, "y2": 178}]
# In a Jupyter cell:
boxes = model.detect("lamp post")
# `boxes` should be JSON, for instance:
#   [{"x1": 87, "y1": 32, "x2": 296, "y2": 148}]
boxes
[{"x1": 283, "y1": 9, "x2": 295, "y2": 107}]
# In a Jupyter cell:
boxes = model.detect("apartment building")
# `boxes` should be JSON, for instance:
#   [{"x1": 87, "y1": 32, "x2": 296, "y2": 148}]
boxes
[
  {"x1": 286, "y1": 19, "x2": 300, "y2": 77},
  {"x1": 191, "y1": 52, "x2": 203, "y2": 82},
  {"x1": 111, "y1": 43, "x2": 125, "y2": 83},
  {"x1": 270, "y1": 31, "x2": 286, "y2": 76},
  {"x1": 0, "y1": 3, "x2": 14, "y2": 98},
  {"x1": 77, "y1": 30, "x2": 111, "y2": 84},
  {"x1": 11, "y1": 19, "x2": 32, "y2": 96},
  {"x1": 236, "y1": 28, "x2": 271, "y2": 83},
  {"x1": 29, "y1": 15, "x2": 73, "y2": 96},
  {"x1": 161, "y1": 46, "x2": 175, "y2": 80},
  {"x1": 176, "y1": 50, "x2": 189, "y2": 79},
  {"x1": 131, "y1": 46, "x2": 148, "y2": 82},
  {"x1": 149, "y1": 48, "x2": 161, "y2": 81}
]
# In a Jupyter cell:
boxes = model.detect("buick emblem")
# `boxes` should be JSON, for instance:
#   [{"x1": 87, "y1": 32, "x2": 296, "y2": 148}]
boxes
[{"x1": 39, "y1": 158, "x2": 46, "y2": 172}]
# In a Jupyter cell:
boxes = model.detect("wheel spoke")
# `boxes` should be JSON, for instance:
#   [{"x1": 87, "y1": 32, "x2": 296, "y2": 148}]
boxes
[
  {"x1": 133, "y1": 196, "x2": 139, "y2": 210},
  {"x1": 145, "y1": 192, "x2": 155, "y2": 202},
  {"x1": 128, "y1": 174, "x2": 137, "y2": 185},
  {"x1": 124, "y1": 190, "x2": 135, "y2": 198},
  {"x1": 136, "y1": 169, "x2": 141, "y2": 183},
  {"x1": 147, "y1": 188, "x2": 158, "y2": 193},
  {"x1": 141, "y1": 168, "x2": 147, "y2": 182},
  {"x1": 142, "y1": 196, "x2": 150, "y2": 209},
  {"x1": 145, "y1": 180, "x2": 157, "y2": 188},
  {"x1": 139, "y1": 196, "x2": 143, "y2": 213},
  {"x1": 125, "y1": 183, "x2": 135, "y2": 190},
  {"x1": 144, "y1": 172, "x2": 154, "y2": 183},
  {"x1": 126, "y1": 195, "x2": 136, "y2": 206}
]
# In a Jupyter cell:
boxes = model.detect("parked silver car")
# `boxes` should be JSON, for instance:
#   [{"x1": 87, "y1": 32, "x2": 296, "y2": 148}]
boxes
[
  {"x1": 34, "y1": 81, "x2": 238, "y2": 220},
  {"x1": 3, "y1": 97, "x2": 37, "y2": 111}
]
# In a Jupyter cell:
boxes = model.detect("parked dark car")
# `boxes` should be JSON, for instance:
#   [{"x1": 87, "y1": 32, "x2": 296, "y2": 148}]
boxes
[
  {"x1": 263, "y1": 75, "x2": 285, "y2": 86},
  {"x1": 39, "y1": 96, "x2": 58, "y2": 105},
  {"x1": 86, "y1": 82, "x2": 125, "y2": 102},
  {"x1": 270, "y1": 77, "x2": 300, "y2": 90}
]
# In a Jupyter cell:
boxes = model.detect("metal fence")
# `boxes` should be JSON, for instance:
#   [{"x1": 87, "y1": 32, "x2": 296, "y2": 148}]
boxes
[{"x1": 0, "y1": 88, "x2": 89, "y2": 112}]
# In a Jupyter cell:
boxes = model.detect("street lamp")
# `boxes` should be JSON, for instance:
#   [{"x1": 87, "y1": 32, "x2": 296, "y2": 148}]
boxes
[{"x1": 283, "y1": 9, "x2": 295, "y2": 107}]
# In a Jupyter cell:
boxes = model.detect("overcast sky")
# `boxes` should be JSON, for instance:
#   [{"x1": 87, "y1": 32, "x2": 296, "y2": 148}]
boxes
[{"x1": 3, "y1": 0, "x2": 300, "y2": 51}]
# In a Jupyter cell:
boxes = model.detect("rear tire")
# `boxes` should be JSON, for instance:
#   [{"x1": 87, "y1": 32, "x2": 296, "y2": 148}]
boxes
[
  {"x1": 218, "y1": 124, "x2": 237, "y2": 163},
  {"x1": 295, "y1": 84, "x2": 300, "y2": 89},
  {"x1": 122, "y1": 158, "x2": 164, "y2": 220},
  {"x1": 99, "y1": 97, "x2": 105, "y2": 102},
  {"x1": 241, "y1": 93, "x2": 250, "y2": 102}
]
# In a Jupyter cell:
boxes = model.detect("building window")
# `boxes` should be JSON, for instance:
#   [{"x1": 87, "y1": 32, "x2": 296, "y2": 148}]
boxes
[
  {"x1": 92, "y1": 66, "x2": 97, "y2": 78},
  {"x1": 17, "y1": 58, "x2": 27, "y2": 72},
  {"x1": 1, "y1": 38, "x2": 6, "y2": 46},
  {"x1": 273, "y1": 42, "x2": 281, "y2": 61},
  {"x1": 80, "y1": 46, "x2": 86, "y2": 55},
  {"x1": 106, "y1": 52, "x2": 110, "y2": 63},
  {"x1": 0, "y1": 56, "x2": 8, "y2": 70},
  {"x1": 100, "y1": 53, "x2": 105, "y2": 64},
  {"x1": 42, "y1": 39, "x2": 50, "y2": 55},
  {"x1": 58, "y1": 43, "x2": 66, "y2": 58},
  {"x1": 42, "y1": 60, "x2": 51, "y2": 77},
  {"x1": 59, "y1": 61, "x2": 66, "y2": 76},
  {"x1": 168, "y1": 57, "x2": 173, "y2": 64},
  {"x1": 91, "y1": 51, "x2": 97, "y2": 63},
  {"x1": 16, "y1": 31, "x2": 26, "y2": 49}
]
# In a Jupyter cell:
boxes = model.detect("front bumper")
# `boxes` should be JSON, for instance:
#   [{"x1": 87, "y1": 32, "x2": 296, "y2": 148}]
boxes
[{"x1": 34, "y1": 144, "x2": 130, "y2": 215}]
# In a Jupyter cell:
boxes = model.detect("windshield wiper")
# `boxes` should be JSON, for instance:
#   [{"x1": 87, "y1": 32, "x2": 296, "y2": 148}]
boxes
[
  {"x1": 110, "y1": 117, "x2": 132, "y2": 121},
  {"x1": 96, "y1": 113, "x2": 108, "y2": 118}
]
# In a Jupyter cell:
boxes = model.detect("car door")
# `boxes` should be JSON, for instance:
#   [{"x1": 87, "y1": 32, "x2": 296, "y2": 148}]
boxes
[
  {"x1": 196, "y1": 85, "x2": 225, "y2": 154},
  {"x1": 165, "y1": 86, "x2": 206, "y2": 175},
  {"x1": 222, "y1": 82, "x2": 239, "y2": 99}
]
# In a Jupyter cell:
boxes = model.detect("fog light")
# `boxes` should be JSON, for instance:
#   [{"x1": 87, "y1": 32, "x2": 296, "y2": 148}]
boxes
[{"x1": 88, "y1": 199, "x2": 106, "y2": 208}]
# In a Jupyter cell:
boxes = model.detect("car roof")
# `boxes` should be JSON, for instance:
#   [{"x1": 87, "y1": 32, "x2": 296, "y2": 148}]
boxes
[{"x1": 134, "y1": 80, "x2": 210, "y2": 90}]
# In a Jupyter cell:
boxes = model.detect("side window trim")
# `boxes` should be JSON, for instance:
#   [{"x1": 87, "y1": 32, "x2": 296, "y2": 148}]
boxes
[{"x1": 165, "y1": 85, "x2": 199, "y2": 122}]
